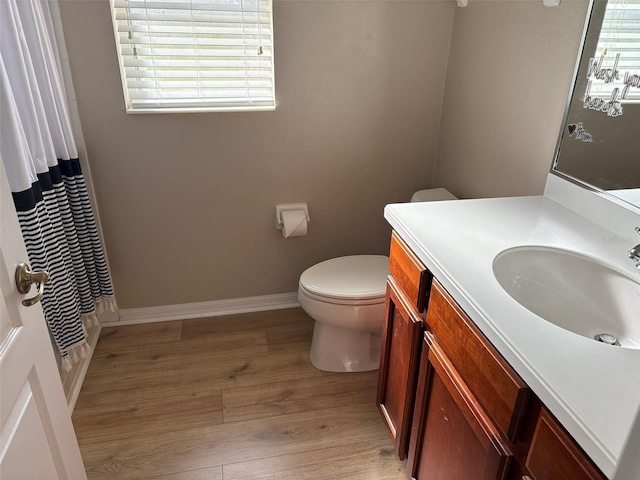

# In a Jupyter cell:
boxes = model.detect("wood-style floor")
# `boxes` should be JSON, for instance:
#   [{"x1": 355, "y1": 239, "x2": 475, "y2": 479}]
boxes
[{"x1": 72, "y1": 308, "x2": 407, "y2": 479}]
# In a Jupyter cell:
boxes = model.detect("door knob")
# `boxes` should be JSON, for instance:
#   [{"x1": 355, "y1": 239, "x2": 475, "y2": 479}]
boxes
[{"x1": 15, "y1": 263, "x2": 49, "y2": 307}]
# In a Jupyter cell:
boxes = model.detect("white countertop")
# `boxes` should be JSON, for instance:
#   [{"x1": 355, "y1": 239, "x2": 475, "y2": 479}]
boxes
[{"x1": 384, "y1": 194, "x2": 640, "y2": 479}]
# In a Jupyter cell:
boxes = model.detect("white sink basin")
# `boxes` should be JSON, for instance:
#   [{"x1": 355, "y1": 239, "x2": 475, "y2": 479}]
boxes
[{"x1": 493, "y1": 246, "x2": 640, "y2": 348}]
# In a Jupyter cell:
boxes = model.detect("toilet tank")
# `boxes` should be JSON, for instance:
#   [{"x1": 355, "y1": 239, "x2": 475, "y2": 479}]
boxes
[{"x1": 410, "y1": 188, "x2": 458, "y2": 202}]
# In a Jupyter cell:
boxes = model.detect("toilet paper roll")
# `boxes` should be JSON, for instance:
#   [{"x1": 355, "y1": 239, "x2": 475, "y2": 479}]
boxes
[{"x1": 281, "y1": 209, "x2": 308, "y2": 238}]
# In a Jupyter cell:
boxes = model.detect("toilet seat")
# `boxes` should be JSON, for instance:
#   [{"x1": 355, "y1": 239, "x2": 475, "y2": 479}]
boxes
[{"x1": 299, "y1": 255, "x2": 389, "y2": 305}]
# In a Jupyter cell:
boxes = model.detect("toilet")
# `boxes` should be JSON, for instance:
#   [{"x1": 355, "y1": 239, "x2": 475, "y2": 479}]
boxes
[{"x1": 298, "y1": 188, "x2": 457, "y2": 373}]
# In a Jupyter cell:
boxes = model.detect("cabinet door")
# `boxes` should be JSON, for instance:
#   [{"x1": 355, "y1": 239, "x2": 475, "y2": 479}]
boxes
[
  {"x1": 408, "y1": 334, "x2": 512, "y2": 480},
  {"x1": 526, "y1": 409, "x2": 606, "y2": 480},
  {"x1": 377, "y1": 277, "x2": 424, "y2": 460}
]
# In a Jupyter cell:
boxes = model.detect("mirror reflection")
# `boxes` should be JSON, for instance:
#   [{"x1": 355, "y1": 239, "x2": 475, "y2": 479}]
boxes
[{"x1": 553, "y1": 0, "x2": 640, "y2": 208}]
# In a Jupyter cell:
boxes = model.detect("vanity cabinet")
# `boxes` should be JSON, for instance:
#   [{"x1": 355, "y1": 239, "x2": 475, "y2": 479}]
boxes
[
  {"x1": 407, "y1": 331, "x2": 512, "y2": 480},
  {"x1": 377, "y1": 231, "x2": 431, "y2": 459},
  {"x1": 426, "y1": 280, "x2": 530, "y2": 444},
  {"x1": 407, "y1": 280, "x2": 527, "y2": 480},
  {"x1": 378, "y1": 232, "x2": 608, "y2": 480}
]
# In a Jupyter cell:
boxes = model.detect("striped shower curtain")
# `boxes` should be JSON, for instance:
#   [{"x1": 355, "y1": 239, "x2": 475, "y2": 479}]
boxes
[{"x1": 0, "y1": 0, "x2": 115, "y2": 372}]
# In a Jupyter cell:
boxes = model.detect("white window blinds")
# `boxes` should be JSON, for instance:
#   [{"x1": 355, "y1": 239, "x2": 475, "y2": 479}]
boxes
[
  {"x1": 589, "y1": 0, "x2": 640, "y2": 102},
  {"x1": 109, "y1": 0, "x2": 275, "y2": 113}
]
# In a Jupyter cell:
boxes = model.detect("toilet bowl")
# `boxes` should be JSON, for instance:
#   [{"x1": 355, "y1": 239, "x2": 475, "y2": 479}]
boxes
[
  {"x1": 298, "y1": 188, "x2": 457, "y2": 373},
  {"x1": 299, "y1": 255, "x2": 389, "y2": 372}
]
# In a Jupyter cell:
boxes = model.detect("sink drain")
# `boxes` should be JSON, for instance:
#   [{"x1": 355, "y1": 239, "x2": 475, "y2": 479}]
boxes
[{"x1": 594, "y1": 333, "x2": 621, "y2": 346}]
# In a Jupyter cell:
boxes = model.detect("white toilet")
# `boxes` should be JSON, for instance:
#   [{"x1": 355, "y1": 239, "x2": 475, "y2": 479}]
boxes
[{"x1": 298, "y1": 188, "x2": 457, "y2": 373}]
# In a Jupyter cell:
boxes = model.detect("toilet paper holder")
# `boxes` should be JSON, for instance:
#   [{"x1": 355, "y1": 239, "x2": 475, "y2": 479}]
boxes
[{"x1": 275, "y1": 203, "x2": 310, "y2": 230}]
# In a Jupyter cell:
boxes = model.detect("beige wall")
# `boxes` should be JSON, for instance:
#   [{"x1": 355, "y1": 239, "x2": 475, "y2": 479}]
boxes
[
  {"x1": 58, "y1": 0, "x2": 593, "y2": 310},
  {"x1": 434, "y1": 0, "x2": 590, "y2": 199},
  {"x1": 58, "y1": 0, "x2": 455, "y2": 309}
]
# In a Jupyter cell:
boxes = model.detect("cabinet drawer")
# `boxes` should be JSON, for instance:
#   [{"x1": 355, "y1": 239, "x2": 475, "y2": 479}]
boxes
[
  {"x1": 427, "y1": 280, "x2": 529, "y2": 443},
  {"x1": 526, "y1": 409, "x2": 605, "y2": 480},
  {"x1": 389, "y1": 231, "x2": 431, "y2": 312}
]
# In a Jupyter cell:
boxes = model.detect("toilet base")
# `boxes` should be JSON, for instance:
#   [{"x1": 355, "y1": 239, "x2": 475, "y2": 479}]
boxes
[{"x1": 309, "y1": 321, "x2": 381, "y2": 372}]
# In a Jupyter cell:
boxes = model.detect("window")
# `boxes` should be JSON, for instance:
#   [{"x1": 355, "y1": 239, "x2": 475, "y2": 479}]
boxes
[
  {"x1": 587, "y1": 0, "x2": 640, "y2": 103},
  {"x1": 109, "y1": 0, "x2": 275, "y2": 113}
]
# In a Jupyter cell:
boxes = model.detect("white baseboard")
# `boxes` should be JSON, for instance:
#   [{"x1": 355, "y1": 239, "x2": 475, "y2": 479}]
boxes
[{"x1": 106, "y1": 292, "x2": 300, "y2": 327}]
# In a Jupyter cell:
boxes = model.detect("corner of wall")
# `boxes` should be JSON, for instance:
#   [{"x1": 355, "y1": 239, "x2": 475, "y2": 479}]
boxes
[{"x1": 429, "y1": 4, "x2": 457, "y2": 191}]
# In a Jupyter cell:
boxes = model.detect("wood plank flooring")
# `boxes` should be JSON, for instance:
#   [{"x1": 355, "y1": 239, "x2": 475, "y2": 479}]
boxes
[{"x1": 72, "y1": 308, "x2": 407, "y2": 479}]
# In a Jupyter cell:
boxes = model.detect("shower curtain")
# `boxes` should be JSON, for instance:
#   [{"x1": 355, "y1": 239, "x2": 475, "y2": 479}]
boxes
[{"x1": 0, "y1": 0, "x2": 115, "y2": 372}]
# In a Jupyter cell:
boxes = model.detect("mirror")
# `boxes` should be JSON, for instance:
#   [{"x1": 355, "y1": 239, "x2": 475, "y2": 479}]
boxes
[{"x1": 553, "y1": 0, "x2": 640, "y2": 210}]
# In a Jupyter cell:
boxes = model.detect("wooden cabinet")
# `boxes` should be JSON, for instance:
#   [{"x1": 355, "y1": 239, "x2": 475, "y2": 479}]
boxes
[
  {"x1": 526, "y1": 409, "x2": 606, "y2": 480},
  {"x1": 377, "y1": 278, "x2": 424, "y2": 459},
  {"x1": 377, "y1": 232, "x2": 431, "y2": 459},
  {"x1": 388, "y1": 230, "x2": 431, "y2": 313},
  {"x1": 427, "y1": 280, "x2": 530, "y2": 443},
  {"x1": 407, "y1": 280, "x2": 525, "y2": 480},
  {"x1": 408, "y1": 332, "x2": 512, "y2": 480},
  {"x1": 378, "y1": 231, "x2": 607, "y2": 480}
]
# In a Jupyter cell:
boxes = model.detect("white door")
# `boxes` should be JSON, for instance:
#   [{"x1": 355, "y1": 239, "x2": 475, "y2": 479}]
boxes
[{"x1": 0, "y1": 157, "x2": 87, "y2": 479}]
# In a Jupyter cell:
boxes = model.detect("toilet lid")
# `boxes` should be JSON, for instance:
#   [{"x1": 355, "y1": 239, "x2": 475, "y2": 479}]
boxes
[{"x1": 299, "y1": 255, "x2": 389, "y2": 301}]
